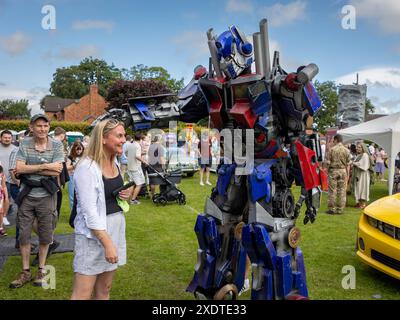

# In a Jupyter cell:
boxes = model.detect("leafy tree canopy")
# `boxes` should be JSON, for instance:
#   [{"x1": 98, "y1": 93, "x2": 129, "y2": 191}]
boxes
[
  {"x1": 106, "y1": 79, "x2": 172, "y2": 108},
  {"x1": 49, "y1": 57, "x2": 121, "y2": 99},
  {"x1": 122, "y1": 64, "x2": 184, "y2": 93},
  {"x1": 0, "y1": 99, "x2": 31, "y2": 119}
]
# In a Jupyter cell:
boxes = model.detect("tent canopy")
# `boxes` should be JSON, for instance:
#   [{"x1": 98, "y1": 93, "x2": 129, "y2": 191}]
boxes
[{"x1": 337, "y1": 112, "x2": 400, "y2": 195}]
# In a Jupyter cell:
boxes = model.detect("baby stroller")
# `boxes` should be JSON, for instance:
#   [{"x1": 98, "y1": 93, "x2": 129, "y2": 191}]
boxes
[{"x1": 147, "y1": 165, "x2": 186, "y2": 206}]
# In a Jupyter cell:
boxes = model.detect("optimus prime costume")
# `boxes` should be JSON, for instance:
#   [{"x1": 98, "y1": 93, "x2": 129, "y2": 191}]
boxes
[{"x1": 94, "y1": 19, "x2": 328, "y2": 300}]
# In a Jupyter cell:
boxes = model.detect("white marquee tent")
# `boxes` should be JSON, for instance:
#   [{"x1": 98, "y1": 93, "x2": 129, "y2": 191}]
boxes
[{"x1": 338, "y1": 112, "x2": 400, "y2": 195}]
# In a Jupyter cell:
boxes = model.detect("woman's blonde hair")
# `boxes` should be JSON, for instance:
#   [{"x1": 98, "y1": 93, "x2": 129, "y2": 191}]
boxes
[
  {"x1": 84, "y1": 119, "x2": 124, "y2": 171},
  {"x1": 357, "y1": 142, "x2": 368, "y2": 154}
]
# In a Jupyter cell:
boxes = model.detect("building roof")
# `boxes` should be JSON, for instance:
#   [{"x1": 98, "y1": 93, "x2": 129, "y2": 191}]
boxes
[{"x1": 42, "y1": 96, "x2": 77, "y2": 112}]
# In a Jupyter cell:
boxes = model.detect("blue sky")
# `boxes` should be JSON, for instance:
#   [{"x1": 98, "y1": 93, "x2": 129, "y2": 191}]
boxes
[{"x1": 0, "y1": 0, "x2": 399, "y2": 115}]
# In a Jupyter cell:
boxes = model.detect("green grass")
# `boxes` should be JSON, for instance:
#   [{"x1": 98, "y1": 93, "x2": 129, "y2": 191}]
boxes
[{"x1": 1, "y1": 173, "x2": 399, "y2": 300}]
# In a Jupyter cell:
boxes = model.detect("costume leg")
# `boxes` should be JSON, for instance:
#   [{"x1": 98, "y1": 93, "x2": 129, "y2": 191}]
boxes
[{"x1": 187, "y1": 163, "x2": 248, "y2": 300}]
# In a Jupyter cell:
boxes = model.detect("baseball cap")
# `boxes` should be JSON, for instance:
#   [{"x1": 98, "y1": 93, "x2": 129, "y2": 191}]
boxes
[{"x1": 30, "y1": 113, "x2": 50, "y2": 124}]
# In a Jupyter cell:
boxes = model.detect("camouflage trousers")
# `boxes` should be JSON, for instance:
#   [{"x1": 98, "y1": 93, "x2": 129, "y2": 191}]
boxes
[{"x1": 328, "y1": 169, "x2": 348, "y2": 213}]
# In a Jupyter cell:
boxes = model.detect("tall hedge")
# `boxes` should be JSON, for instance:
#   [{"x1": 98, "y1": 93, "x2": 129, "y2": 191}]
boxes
[
  {"x1": 0, "y1": 120, "x2": 206, "y2": 137},
  {"x1": 0, "y1": 120, "x2": 91, "y2": 135}
]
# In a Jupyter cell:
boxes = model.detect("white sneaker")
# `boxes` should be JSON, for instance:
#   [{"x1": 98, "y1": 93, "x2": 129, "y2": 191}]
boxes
[
  {"x1": 3, "y1": 217, "x2": 10, "y2": 226},
  {"x1": 206, "y1": 181, "x2": 212, "y2": 186},
  {"x1": 239, "y1": 279, "x2": 250, "y2": 296},
  {"x1": 130, "y1": 199, "x2": 141, "y2": 205},
  {"x1": 200, "y1": 181, "x2": 205, "y2": 186}
]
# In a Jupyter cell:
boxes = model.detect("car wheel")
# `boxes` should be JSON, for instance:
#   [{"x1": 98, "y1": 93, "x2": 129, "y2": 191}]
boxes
[{"x1": 186, "y1": 172, "x2": 195, "y2": 177}]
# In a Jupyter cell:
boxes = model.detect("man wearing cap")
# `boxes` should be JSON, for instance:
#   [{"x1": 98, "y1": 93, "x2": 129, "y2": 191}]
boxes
[{"x1": 9, "y1": 114, "x2": 65, "y2": 289}]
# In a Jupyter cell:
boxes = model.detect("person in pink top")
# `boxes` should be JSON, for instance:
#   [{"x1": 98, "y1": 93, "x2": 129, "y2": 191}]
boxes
[
  {"x1": 0, "y1": 162, "x2": 10, "y2": 237},
  {"x1": 374, "y1": 147, "x2": 387, "y2": 181}
]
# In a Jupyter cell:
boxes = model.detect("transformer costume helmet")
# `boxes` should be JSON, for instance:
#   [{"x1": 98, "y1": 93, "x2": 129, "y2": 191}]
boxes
[{"x1": 215, "y1": 26, "x2": 253, "y2": 79}]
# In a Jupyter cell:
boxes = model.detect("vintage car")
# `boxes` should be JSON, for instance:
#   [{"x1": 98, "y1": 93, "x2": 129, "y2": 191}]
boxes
[
  {"x1": 357, "y1": 192, "x2": 400, "y2": 279},
  {"x1": 165, "y1": 147, "x2": 199, "y2": 177}
]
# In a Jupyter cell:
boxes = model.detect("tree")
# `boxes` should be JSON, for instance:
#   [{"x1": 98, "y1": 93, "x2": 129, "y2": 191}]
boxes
[
  {"x1": 106, "y1": 79, "x2": 173, "y2": 108},
  {"x1": 123, "y1": 64, "x2": 184, "y2": 93},
  {"x1": 0, "y1": 99, "x2": 31, "y2": 119},
  {"x1": 365, "y1": 98, "x2": 375, "y2": 115},
  {"x1": 313, "y1": 80, "x2": 339, "y2": 133},
  {"x1": 49, "y1": 57, "x2": 121, "y2": 99}
]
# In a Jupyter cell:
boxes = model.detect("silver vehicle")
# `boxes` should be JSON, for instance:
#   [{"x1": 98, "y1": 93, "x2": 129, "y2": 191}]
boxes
[{"x1": 166, "y1": 147, "x2": 200, "y2": 177}]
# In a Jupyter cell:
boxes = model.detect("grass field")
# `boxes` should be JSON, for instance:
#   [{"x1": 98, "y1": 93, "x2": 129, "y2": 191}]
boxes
[{"x1": 1, "y1": 173, "x2": 399, "y2": 300}]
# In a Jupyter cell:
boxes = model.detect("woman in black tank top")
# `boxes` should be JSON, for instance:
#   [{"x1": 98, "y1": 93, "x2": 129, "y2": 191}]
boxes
[{"x1": 103, "y1": 169, "x2": 124, "y2": 215}]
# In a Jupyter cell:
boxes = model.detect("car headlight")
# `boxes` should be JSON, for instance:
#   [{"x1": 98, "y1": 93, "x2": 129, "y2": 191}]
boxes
[{"x1": 367, "y1": 215, "x2": 378, "y2": 228}]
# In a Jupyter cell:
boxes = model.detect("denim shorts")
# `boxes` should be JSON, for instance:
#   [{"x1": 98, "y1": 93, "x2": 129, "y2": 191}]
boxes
[
  {"x1": 375, "y1": 162, "x2": 385, "y2": 174},
  {"x1": 73, "y1": 211, "x2": 126, "y2": 276}
]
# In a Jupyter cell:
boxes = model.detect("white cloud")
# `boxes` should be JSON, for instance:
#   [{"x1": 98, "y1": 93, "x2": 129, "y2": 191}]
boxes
[
  {"x1": 369, "y1": 97, "x2": 400, "y2": 114},
  {"x1": 57, "y1": 45, "x2": 101, "y2": 60},
  {"x1": 350, "y1": 0, "x2": 400, "y2": 33},
  {"x1": 72, "y1": 20, "x2": 114, "y2": 33},
  {"x1": 0, "y1": 31, "x2": 32, "y2": 56},
  {"x1": 336, "y1": 67, "x2": 400, "y2": 89},
  {"x1": 172, "y1": 31, "x2": 209, "y2": 65},
  {"x1": 0, "y1": 85, "x2": 49, "y2": 115},
  {"x1": 261, "y1": 1, "x2": 307, "y2": 27},
  {"x1": 225, "y1": 0, "x2": 254, "y2": 13}
]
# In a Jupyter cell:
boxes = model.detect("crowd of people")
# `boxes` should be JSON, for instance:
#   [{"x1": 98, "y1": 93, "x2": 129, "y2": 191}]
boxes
[
  {"x1": 0, "y1": 115, "x2": 393, "y2": 298},
  {"x1": 0, "y1": 114, "x2": 205, "y2": 298},
  {"x1": 325, "y1": 134, "x2": 389, "y2": 214},
  {"x1": 0, "y1": 116, "x2": 133, "y2": 297}
]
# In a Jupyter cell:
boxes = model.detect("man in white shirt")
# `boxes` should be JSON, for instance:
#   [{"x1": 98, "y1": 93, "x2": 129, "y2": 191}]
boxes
[
  {"x1": 368, "y1": 144, "x2": 375, "y2": 156},
  {"x1": 125, "y1": 133, "x2": 146, "y2": 205},
  {"x1": 320, "y1": 139, "x2": 326, "y2": 162}
]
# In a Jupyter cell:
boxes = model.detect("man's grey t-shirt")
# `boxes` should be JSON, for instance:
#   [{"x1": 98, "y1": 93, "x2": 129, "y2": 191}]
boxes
[
  {"x1": 126, "y1": 141, "x2": 142, "y2": 171},
  {"x1": 0, "y1": 143, "x2": 18, "y2": 184},
  {"x1": 16, "y1": 136, "x2": 65, "y2": 198}
]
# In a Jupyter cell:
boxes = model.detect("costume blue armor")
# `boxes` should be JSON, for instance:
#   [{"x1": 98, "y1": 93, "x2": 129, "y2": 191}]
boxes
[
  {"x1": 93, "y1": 19, "x2": 327, "y2": 300},
  {"x1": 184, "y1": 19, "x2": 327, "y2": 300}
]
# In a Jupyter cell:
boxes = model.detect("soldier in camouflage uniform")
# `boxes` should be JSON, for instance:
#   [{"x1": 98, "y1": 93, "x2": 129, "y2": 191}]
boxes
[{"x1": 326, "y1": 134, "x2": 352, "y2": 214}]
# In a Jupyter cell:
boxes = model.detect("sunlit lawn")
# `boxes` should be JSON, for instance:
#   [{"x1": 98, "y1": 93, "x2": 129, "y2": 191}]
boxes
[{"x1": 0, "y1": 173, "x2": 399, "y2": 300}]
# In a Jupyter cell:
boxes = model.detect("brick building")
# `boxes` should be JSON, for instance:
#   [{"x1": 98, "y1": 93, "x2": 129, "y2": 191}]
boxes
[{"x1": 42, "y1": 84, "x2": 109, "y2": 123}]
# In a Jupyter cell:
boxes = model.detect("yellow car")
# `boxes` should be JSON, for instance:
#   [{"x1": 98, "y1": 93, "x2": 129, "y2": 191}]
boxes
[{"x1": 357, "y1": 193, "x2": 400, "y2": 280}]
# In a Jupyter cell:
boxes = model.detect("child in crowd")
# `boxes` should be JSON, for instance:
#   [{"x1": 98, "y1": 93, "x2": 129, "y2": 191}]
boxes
[{"x1": 0, "y1": 163, "x2": 9, "y2": 237}]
